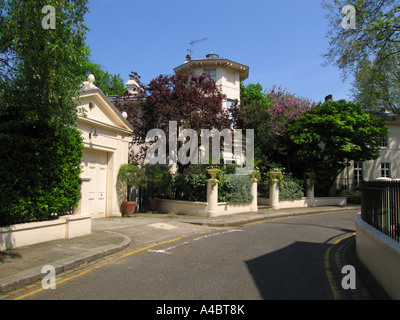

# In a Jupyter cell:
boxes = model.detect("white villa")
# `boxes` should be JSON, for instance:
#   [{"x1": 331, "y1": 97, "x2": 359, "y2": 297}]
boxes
[
  {"x1": 335, "y1": 112, "x2": 400, "y2": 193},
  {"x1": 76, "y1": 52, "x2": 250, "y2": 218},
  {"x1": 174, "y1": 53, "x2": 249, "y2": 109},
  {"x1": 174, "y1": 53, "x2": 250, "y2": 165},
  {"x1": 75, "y1": 75, "x2": 134, "y2": 218}
]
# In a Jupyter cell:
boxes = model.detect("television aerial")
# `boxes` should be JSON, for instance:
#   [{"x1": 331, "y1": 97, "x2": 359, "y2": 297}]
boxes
[{"x1": 187, "y1": 38, "x2": 208, "y2": 56}]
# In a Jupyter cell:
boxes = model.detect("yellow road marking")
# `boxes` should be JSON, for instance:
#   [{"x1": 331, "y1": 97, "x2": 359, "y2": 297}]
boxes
[
  {"x1": 13, "y1": 231, "x2": 211, "y2": 300},
  {"x1": 324, "y1": 233, "x2": 356, "y2": 300}
]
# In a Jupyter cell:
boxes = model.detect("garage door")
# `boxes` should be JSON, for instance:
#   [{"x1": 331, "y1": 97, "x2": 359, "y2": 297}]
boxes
[{"x1": 81, "y1": 150, "x2": 108, "y2": 218}]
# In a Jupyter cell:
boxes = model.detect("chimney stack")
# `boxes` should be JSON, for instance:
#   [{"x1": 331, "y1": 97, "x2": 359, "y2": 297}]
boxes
[
  {"x1": 185, "y1": 54, "x2": 191, "y2": 63},
  {"x1": 325, "y1": 94, "x2": 333, "y2": 102}
]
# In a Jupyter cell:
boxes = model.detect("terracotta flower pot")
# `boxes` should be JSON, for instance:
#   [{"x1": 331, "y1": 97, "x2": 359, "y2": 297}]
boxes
[{"x1": 122, "y1": 201, "x2": 136, "y2": 216}]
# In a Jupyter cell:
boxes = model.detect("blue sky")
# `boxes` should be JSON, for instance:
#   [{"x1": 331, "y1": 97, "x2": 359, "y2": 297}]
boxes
[{"x1": 84, "y1": 0, "x2": 353, "y2": 103}]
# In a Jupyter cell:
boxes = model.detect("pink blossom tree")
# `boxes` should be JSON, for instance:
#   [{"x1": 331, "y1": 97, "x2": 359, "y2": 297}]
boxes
[{"x1": 266, "y1": 85, "x2": 316, "y2": 136}]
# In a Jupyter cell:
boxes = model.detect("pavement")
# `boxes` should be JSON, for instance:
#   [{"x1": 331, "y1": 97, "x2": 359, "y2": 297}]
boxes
[{"x1": 0, "y1": 205, "x2": 361, "y2": 296}]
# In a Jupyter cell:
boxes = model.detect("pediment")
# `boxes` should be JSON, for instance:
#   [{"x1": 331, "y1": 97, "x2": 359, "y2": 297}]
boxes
[{"x1": 77, "y1": 89, "x2": 133, "y2": 133}]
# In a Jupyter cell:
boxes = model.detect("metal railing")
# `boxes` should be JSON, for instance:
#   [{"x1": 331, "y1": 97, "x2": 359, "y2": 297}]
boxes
[{"x1": 361, "y1": 181, "x2": 400, "y2": 242}]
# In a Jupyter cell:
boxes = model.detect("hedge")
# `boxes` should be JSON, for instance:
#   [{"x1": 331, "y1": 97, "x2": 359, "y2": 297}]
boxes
[{"x1": 0, "y1": 121, "x2": 83, "y2": 226}]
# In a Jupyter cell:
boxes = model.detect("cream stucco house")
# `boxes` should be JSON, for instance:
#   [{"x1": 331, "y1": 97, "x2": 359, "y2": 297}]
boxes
[
  {"x1": 174, "y1": 53, "x2": 250, "y2": 165},
  {"x1": 174, "y1": 52, "x2": 249, "y2": 109},
  {"x1": 336, "y1": 112, "x2": 400, "y2": 193},
  {"x1": 75, "y1": 75, "x2": 133, "y2": 218}
]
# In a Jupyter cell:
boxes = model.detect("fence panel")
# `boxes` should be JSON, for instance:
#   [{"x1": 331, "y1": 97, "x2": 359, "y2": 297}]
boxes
[{"x1": 361, "y1": 181, "x2": 400, "y2": 242}]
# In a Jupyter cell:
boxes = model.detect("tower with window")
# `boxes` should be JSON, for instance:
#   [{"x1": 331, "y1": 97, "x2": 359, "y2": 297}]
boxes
[
  {"x1": 174, "y1": 52, "x2": 249, "y2": 110},
  {"x1": 174, "y1": 53, "x2": 250, "y2": 165}
]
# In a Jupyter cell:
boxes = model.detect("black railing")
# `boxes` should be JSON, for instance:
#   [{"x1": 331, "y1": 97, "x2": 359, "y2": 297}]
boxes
[{"x1": 361, "y1": 181, "x2": 400, "y2": 242}]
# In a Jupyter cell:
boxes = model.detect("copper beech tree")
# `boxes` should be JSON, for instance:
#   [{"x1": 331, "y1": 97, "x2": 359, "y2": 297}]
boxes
[{"x1": 114, "y1": 72, "x2": 233, "y2": 170}]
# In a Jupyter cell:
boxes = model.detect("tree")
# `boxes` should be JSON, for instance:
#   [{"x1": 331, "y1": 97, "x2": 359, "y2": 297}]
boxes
[
  {"x1": 141, "y1": 73, "x2": 230, "y2": 135},
  {"x1": 240, "y1": 85, "x2": 315, "y2": 173},
  {"x1": 240, "y1": 82, "x2": 268, "y2": 106},
  {"x1": 0, "y1": 0, "x2": 89, "y2": 224},
  {"x1": 1, "y1": 0, "x2": 89, "y2": 126},
  {"x1": 323, "y1": 0, "x2": 400, "y2": 112},
  {"x1": 287, "y1": 100, "x2": 387, "y2": 195},
  {"x1": 351, "y1": 53, "x2": 400, "y2": 113},
  {"x1": 266, "y1": 86, "x2": 316, "y2": 136},
  {"x1": 80, "y1": 47, "x2": 126, "y2": 96},
  {"x1": 114, "y1": 72, "x2": 232, "y2": 171}
]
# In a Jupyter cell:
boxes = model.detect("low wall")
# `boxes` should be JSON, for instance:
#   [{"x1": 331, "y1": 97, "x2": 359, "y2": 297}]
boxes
[
  {"x1": 158, "y1": 199, "x2": 208, "y2": 217},
  {"x1": 0, "y1": 215, "x2": 92, "y2": 251},
  {"x1": 158, "y1": 199, "x2": 253, "y2": 218},
  {"x1": 258, "y1": 197, "x2": 347, "y2": 209},
  {"x1": 355, "y1": 214, "x2": 400, "y2": 300},
  {"x1": 216, "y1": 202, "x2": 252, "y2": 217}
]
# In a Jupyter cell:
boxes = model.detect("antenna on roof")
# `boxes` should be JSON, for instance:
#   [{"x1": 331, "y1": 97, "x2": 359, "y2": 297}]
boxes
[{"x1": 187, "y1": 38, "x2": 208, "y2": 56}]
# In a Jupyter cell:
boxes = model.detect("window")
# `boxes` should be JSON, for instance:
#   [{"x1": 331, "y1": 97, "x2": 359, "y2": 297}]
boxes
[
  {"x1": 380, "y1": 135, "x2": 388, "y2": 148},
  {"x1": 381, "y1": 163, "x2": 391, "y2": 178},
  {"x1": 226, "y1": 99, "x2": 236, "y2": 127},
  {"x1": 227, "y1": 99, "x2": 236, "y2": 110},
  {"x1": 354, "y1": 162, "x2": 363, "y2": 186},
  {"x1": 204, "y1": 69, "x2": 216, "y2": 82},
  {"x1": 226, "y1": 71, "x2": 235, "y2": 84}
]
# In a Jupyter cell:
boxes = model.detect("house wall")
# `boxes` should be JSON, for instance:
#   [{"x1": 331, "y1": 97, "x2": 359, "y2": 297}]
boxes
[
  {"x1": 191, "y1": 66, "x2": 241, "y2": 105},
  {"x1": 336, "y1": 119, "x2": 400, "y2": 193},
  {"x1": 355, "y1": 214, "x2": 400, "y2": 299},
  {"x1": 75, "y1": 87, "x2": 133, "y2": 218}
]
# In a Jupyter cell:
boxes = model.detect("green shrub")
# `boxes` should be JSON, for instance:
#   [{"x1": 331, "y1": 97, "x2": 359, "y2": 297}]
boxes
[
  {"x1": 171, "y1": 173, "x2": 207, "y2": 202},
  {"x1": 0, "y1": 121, "x2": 83, "y2": 226},
  {"x1": 219, "y1": 174, "x2": 253, "y2": 203},
  {"x1": 167, "y1": 163, "x2": 254, "y2": 204},
  {"x1": 144, "y1": 164, "x2": 172, "y2": 199},
  {"x1": 279, "y1": 174, "x2": 304, "y2": 200}
]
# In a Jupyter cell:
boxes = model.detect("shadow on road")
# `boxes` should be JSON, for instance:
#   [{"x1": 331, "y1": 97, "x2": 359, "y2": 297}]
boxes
[{"x1": 245, "y1": 241, "x2": 333, "y2": 300}]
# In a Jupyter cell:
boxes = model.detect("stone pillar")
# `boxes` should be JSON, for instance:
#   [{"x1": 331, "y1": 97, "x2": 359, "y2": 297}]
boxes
[
  {"x1": 306, "y1": 178, "x2": 315, "y2": 207},
  {"x1": 305, "y1": 172, "x2": 316, "y2": 207},
  {"x1": 269, "y1": 171, "x2": 281, "y2": 210},
  {"x1": 250, "y1": 178, "x2": 258, "y2": 212},
  {"x1": 207, "y1": 179, "x2": 218, "y2": 217}
]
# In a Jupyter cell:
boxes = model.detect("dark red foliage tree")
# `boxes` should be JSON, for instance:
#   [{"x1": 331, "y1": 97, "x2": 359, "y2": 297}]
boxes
[
  {"x1": 114, "y1": 72, "x2": 232, "y2": 166},
  {"x1": 141, "y1": 73, "x2": 230, "y2": 135}
]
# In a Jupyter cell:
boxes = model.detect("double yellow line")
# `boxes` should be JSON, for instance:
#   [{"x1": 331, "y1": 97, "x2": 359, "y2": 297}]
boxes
[
  {"x1": 14, "y1": 232, "x2": 210, "y2": 300},
  {"x1": 14, "y1": 229, "x2": 356, "y2": 300},
  {"x1": 324, "y1": 233, "x2": 356, "y2": 300}
]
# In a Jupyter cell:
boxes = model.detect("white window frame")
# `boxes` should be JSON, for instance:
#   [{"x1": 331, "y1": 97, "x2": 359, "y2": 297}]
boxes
[
  {"x1": 354, "y1": 162, "x2": 363, "y2": 186},
  {"x1": 381, "y1": 162, "x2": 391, "y2": 178},
  {"x1": 204, "y1": 69, "x2": 217, "y2": 82},
  {"x1": 380, "y1": 135, "x2": 388, "y2": 148}
]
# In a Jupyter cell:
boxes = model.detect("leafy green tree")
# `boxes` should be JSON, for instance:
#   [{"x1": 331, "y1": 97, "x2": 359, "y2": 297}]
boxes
[
  {"x1": 351, "y1": 54, "x2": 400, "y2": 113},
  {"x1": 287, "y1": 100, "x2": 387, "y2": 195},
  {"x1": 323, "y1": 0, "x2": 400, "y2": 112},
  {"x1": 80, "y1": 47, "x2": 126, "y2": 96},
  {"x1": 1, "y1": 0, "x2": 89, "y2": 126},
  {"x1": 0, "y1": 0, "x2": 89, "y2": 224},
  {"x1": 240, "y1": 84, "x2": 314, "y2": 173},
  {"x1": 240, "y1": 82, "x2": 268, "y2": 106}
]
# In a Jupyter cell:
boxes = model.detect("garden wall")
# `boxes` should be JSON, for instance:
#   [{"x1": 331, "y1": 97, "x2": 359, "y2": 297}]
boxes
[
  {"x1": 355, "y1": 214, "x2": 400, "y2": 299},
  {"x1": 0, "y1": 215, "x2": 91, "y2": 251},
  {"x1": 258, "y1": 196, "x2": 347, "y2": 209},
  {"x1": 157, "y1": 172, "x2": 347, "y2": 218}
]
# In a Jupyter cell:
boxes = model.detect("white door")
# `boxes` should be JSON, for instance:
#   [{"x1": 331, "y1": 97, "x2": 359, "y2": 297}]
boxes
[{"x1": 81, "y1": 150, "x2": 108, "y2": 218}]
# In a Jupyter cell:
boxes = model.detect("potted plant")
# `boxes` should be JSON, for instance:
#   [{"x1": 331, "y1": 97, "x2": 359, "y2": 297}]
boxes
[
  {"x1": 117, "y1": 164, "x2": 146, "y2": 216},
  {"x1": 144, "y1": 164, "x2": 172, "y2": 211}
]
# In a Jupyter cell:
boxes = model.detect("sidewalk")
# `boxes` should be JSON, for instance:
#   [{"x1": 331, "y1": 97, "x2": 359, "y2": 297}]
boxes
[{"x1": 0, "y1": 205, "x2": 360, "y2": 295}]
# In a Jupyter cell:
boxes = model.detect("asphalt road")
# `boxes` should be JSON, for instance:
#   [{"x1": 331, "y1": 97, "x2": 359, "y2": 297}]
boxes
[{"x1": 13, "y1": 210, "x2": 387, "y2": 301}]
